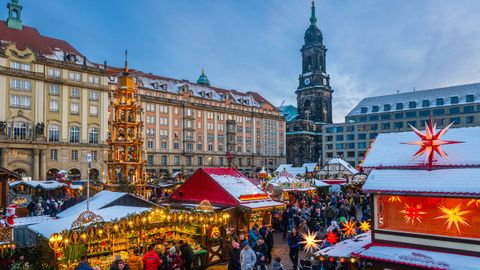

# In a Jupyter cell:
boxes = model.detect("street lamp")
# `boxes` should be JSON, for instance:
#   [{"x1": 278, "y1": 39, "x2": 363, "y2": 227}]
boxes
[{"x1": 49, "y1": 233, "x2": 64, "y2": 270}]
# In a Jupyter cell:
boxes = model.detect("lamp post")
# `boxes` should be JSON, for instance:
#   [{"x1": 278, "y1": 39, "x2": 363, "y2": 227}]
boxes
[{"x1": 48, "y1": 233, "x2": 64, "y2": 270}]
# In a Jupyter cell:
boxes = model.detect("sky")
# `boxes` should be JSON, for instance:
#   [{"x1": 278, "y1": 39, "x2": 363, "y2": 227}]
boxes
[{"x1": 17, "y1": 0, "x2": 480, "y2": 123}]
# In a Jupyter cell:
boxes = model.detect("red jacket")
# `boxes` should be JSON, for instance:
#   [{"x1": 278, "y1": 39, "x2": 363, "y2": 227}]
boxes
[{"x1": 143, "y1": 250, "x2": 162, "y2": 270}]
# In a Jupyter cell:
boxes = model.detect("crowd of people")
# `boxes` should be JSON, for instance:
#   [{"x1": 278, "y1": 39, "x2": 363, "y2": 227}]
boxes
[
  {"x1": 75, "y1": 240, "x2": 195, "y2": 270},
  {"x1": 26, "y1": 195, "x2": 79, "y2": 217}
]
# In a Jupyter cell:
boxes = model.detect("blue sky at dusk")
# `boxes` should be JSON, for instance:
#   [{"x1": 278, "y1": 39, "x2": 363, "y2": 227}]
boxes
[{"x1": 17, "y1": 0, "x2": 480, "y2": 122}]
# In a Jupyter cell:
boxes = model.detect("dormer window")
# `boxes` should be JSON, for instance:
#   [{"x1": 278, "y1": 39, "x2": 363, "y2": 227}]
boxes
[
  {"x1": 408, "y1": 101, "x2": 416, "y2": 109},
  {"x1": 206, "y1": 92, "x2": 212, "y2": 98},
  {"x1": 396, "y1": 103, "x2": 403, "y2": 110},
  {"x1": 436, "y1": 98, "x2": 444, "y2": 106},
  {"x1": 384, "y1": 104, "x2": 391, "y2": 111},
  {"x1": 451, "y1": 96, "x2": 459, "y2": 104},
  {"x1": 422, "y1": 100, "x2": 430, "y2": 107},
  {"x1": 372, "y1": 105, "x2": 379, "y2": 112},
  {"x1": 65, "y1": 53, "x2": 77, "y2": 63},
  {"x1": 466, "y1": 94, "x2": 475, "y2": 102},
  {"x1": 152, "y1": 81, "x2": 160, "y2": 89},
  {"x1": 360, "y1": 107, "x2": 368, "y2": 113}
]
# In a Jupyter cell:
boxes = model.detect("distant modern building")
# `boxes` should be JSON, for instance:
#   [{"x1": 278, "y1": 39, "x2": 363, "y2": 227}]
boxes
[{"x1": 283, "y1": 2, "x2": 480, "y2": 168}]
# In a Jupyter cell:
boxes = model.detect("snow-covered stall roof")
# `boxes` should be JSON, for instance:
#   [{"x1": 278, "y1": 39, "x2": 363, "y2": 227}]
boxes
[
  {"x1": 9, "y1": 180, "x2": 66, "y2": 190},
  {"x1": 275, "y1": 164, "x2": 293, "y2": 173},
  {"x1": 239, "y1": 200, "x2": 284, "y2": 210},
  {"x1": 270, "y1": 171, "x2": 299, "y2": 185},
  {"x1": 325, "y1": 158, "x2": 358, "y2": 175},
  {"x1": 363, "y1": 168, "x2": 480, "y2": 196},
  {"x1": 209, "y1": 174, "x2": 267, "y2": 202},
  {"x1": 362, "y1": 127, "x2": 480, "y2": 168},
  {"x1": 302, "y1": 163, "x2": 318, "y2": 172},
  {"x1": 354, "y1": 244, "x2": 480, "y2": 270},
  {"x1": 316, "y1": 232, "x2": 371, "y2": 258},
  {"x1": 28, "y1": 206, "x2": 149, "y2": 238},
  {"x1": 312, "y1": 179, "x2": 330, "y2": 187},
  {"x1": 12, "y1": 215, "x2": 53, "y2": 228},
  {"x1": 57, "y1": 191, "x2": 126, "y2": 218}
]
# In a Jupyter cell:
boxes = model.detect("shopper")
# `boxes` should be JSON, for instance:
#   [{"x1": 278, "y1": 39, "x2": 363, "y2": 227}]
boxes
[
  {"x1": 143, "y1": 245, "x2": 162, "y2": 270},
  {"x1": 178, "y1": 240, "x2": 194, "y2": 270},
  {"x1": 75, "y1": 255, "x2": 94, "y2": 270},
  {"x1": 117, "y1": 260, "x2": 130, "y2": 270},
  {"x1": 128, "y1": 249, "x2": 144, "y2": 270},
  {"x1": 288, "y1": 228, "x2": 301, "y2": 270},
  {"x1": 168, "y1": 246, "x2": 183, "y2": 270},
  {"x1": 271, "y1": 257, "x2": 284, "y2": 270},
  {"x1": 228, "y1": 242, "x2": 241, "y2": 270},
  {"x1": 240, "y1": 244, "x2": 256, "y2": 270}
]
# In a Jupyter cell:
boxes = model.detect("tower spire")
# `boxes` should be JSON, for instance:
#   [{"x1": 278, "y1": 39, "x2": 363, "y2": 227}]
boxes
[
  {"x1": 124, "y1": 49, "x2": 129, "y2": 72},
  {"x1": 310, "y1": 0, "x2": 317, "y2": 25}
]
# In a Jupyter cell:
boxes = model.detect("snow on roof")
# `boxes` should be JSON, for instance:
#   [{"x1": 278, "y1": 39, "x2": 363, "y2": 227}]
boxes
[
  {"x1": 362, "y1": 126, "x2": 480, "y2": 168},
  {"x1": 275, "y1": 164, "x2": 293, "y2": 173},
  {"x1": 28, "y1": 206, "x2": 149, "y2": 238},
  {"x1": 363, "y1": 168, "x2": 480, "y2": 196},
  {"x1": 270, "y1": 171, "x2": 299, "y2": 185},
  {"x1": 12, "y1": 215, "x2": 53, "y2": 228},
  {"x1": 312, "y1": 179, "x2": 330, "y2": 187},
  {"x1": 302, "y1": 163, "x2": 318, "y2": 172},
  {"x1": 346, "y1": 82, "x2": 480, "y2": 117},
  {"x1": 239, "y1": 200, "x2": 284, "y2": 210},
  {"x1": 56, "y1": 191, "x2": 125, "y2": 218},
  {"x1": 9, "y1": 180, "x2": 66, "y2": 190},
  {"x1": 327, "y1": 158, "x2": 358, "y2": 174},
  {"x1": 354, "y1": 244, "x2": 480, "y2": 270},
  {"x1": 316, "y1": 232, "x2": 371, "y2": 258},
  {"x1": 209, "y1": 174, "x2": 267, "y2": 202}
]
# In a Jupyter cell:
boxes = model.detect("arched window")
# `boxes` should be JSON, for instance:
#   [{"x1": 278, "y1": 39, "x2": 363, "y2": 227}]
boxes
[
  {"x1": 13, "y1": 168, "x2": 26, "y2": 177},
  {"x1": 46, "y1": 168, "x2": 59, "y2": 180},
  {"x1": 89, "y1": 168, "x2": 99, "y2": 181},
  {"x1": 68, "y1": 168, "x2": 81, "y2": 181},
  {"x1": 304, "y1": 100, "x2": 311, "y2": 110},
  {"x1": 89, "y1": 127, "x2": 99, "y2": 144},
  {"x1": 70, "y1": 126, "x2": 80, "y2": 143}
]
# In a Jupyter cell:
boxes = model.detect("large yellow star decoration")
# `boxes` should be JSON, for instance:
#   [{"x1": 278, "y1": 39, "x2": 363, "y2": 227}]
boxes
[
  {"x1": 434, "y1": 204, "x2": 472, "y2": 234},
  {"x1": 402, "y1": 119, "x2": 463, "y2": 170},
  {"x1": 359, "y1": 221, "x2": 371, "y2": 232},
  {"x1": 299, "y1": 229, "x2": 322, "y2": 253}
]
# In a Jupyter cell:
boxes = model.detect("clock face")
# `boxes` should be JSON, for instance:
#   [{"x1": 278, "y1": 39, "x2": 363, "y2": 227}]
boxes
[
  {"x1": 304, "y1": 77, "x2": 311, "y2": 85},
  {"x1": 323, "y1": 78, "x2": 327, "y2": 85}
]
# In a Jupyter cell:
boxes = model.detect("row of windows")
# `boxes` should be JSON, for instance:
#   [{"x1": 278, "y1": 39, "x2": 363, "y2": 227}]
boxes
[
  {"x1": 146, "y1": 155, "x2": 258, "y2": 167},
  {"x1": 325, "y1": 133, "x2": 375, "y2": 142},
  {"x1": 48, "y1": 125, "x2": 99, "y2": 144},
  {"x1": 356, "y1": 105, "x2": 480, "y2": 122},
  {"x1": 325, "y1": 142, "x2": 369, "y2": 150},
  {"x1": 360, "y1": 95, "x2": 476, "y2": 113},
  {"x1": 49, "y1": 85, "x2": 99, "y2": 100},
  {"x1": 50, "y1": 149, "x2": 98, "y2": 161}
]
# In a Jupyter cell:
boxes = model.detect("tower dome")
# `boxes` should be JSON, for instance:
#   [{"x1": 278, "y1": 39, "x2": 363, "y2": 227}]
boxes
[
  {"x1": 304, "y1": 0, "x2": 323, "y2": 45},
  {"x1": 196, "y1": 68, "x2": 210, "y2": 86}
]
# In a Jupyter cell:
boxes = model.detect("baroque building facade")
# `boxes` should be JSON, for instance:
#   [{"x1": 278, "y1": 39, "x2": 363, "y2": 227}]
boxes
[
  {"x1": 0, "y1": 0, "x2": 109, "y2": 181},
  {"x1": 285, "y1": 1, "x2": 331, "y2": 166}
]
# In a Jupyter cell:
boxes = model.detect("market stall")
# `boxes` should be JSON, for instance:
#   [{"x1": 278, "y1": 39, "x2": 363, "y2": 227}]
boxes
[
  {"x1": 0, "y1": 167, "x2": 20, "y2": 269},
  {"x1": 268, "y1": 170, "x2": 317, "y2": 201}
]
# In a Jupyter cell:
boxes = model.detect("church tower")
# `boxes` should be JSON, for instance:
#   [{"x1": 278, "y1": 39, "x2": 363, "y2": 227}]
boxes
[
  {"x1": 296, "y1": 0, "x2": 333, "y2": 123},
  {"x1": 7, "y1": 0, "x2": 22, "y2": 30}
]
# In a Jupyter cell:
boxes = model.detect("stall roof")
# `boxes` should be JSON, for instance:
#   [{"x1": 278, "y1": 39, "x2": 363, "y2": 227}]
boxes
[
  {"x1": 11, "y1": 215, "x2": 53, "y2": 228},
  {"x1": 324, "y1": 158, "x2": 358, "y2": 175},
  {"x1": 171, "y1": 167, "x2": 280, "y2": 208},
  {"x1": 312, "y1": 179, "x2": 330, "y2": 187},
  {"x1": 316, "y1": 232, "x2": 371, "y2": 258},
  {"x1": 9, "y1": 180, "x2": 66, "y2": 190},
  {"x1": 354, "y1": 243, "x2": 480, "y2": 270},
  {"x1": 57, "y1": 190, "x2": 157, "y2": 218},
  {"x1": 239, "y1": 200, "x2": 284, "y2": 210},
  {"x1": 28, "y1": 206, "x2": 149, "y2": 238},
  {"x1": 362, "y1": 126, "x2": 480, "y2": 169},
  {"x1": 322, "y1": 179, "x2": 347, "y2": 185},
  {"x1": 363, "y1": 168, "x2": 480, "y2": 196},
  {"x1": 274, "y1": 164, "x2": 293, "y2": 173},
  {"x1": 270, "y1": 170, "x2": 299, "y2": 185}
]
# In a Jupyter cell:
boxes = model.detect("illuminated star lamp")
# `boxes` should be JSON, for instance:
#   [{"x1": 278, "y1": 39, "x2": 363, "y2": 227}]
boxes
[
  {"x1": 341, "y1": 220, "x2": 357, "y2": 237},
  {"x1": 359, "y1": 221, "x2": 371, "y2": 232},
  {"x1": 467, "y1": 199, "x2": 480, "y2": 207},
  {"x1": 434, "y1": 204, "x2": 472, "y2": 234},
  {"x1": 300, "y1": 229, "x2": 322, "y2": 253},
  {"x1": 387, "y1": 196, "x2": 402, "y2": 203},
  {"x1": 400, "y1": 203, "x2": 426, "y2": 224},
  {"x1": 325, "y1": 231, "x2": 338, "y2": 245},
  {"x1": 402, "y1": 119, "x2": 463, "y2": 170}
]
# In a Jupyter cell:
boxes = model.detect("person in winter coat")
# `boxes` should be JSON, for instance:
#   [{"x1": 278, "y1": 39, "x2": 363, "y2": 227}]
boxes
[
  {"x1": 239, "y1": 234, "x2": 248, "y2": 248},
  {"x1": 254, "y1": 239, "x2": 268, "y2": 264},
  {"x1": 143, "y1": 245, "x2": 162, "y2": 270},
  {"x1": 117, "y1": 260, "x2": 130, "y2": 270},
  {"x1": 110, "y1": 255, "x2": 122, "y2": 270},
  {"x1": 263, "y1": 228, "x2": 274, "y2": 264},
  {"x1": 281, "y1": 209, "x2": 290, "y2": 239},
  {"x1": 288, "y1": 228, "x2": 301, "y2": 270},
  {"x1": 256, "y1": 255, "x2": 267, "y2": 270},
  {"x1": 271, "y1": 257, "x2": 283, "y2": 270},
  {"x1": 240, "y1": 244, "x2": 256, "y2": 270},
  {"x1": 179, "y1": 240, "x2": 194, "y2": 270},
  {"x1": 168, "y1": 246, "x2": 183, "y2": 270},
  {"x1": 248, "y1": 227, "x2": 260, "y2": 249},
  {"x1": 75, "y1": 256, "x2": 94, "y2": 270},
  {"x1": 127, "y1": 249, "x2": 143, "y2": 270},
  {"x1": 228, "y1": 241, "x2": 241, "y2": 270}
]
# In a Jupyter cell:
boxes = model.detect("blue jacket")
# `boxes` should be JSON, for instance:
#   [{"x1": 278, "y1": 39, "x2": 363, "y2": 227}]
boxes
[
  {"x1": 75, "y1": 261, "x2": 94, "y2": 270},
  {"x1": 288, "y1": 233, "x2": 301, "y2": 249},
  {"x1": 248, "y1": 229, "x2": 259, "y2": 248}
]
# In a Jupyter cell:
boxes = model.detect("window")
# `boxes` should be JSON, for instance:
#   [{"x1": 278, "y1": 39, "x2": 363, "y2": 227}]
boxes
[
  {"x1": 326, "y1": 144, "x2": 333, "y2": 150},
  {"x1": 336, "y1": 143, "x2": 344, "y2": 150},
  {"x1": 370, "y1": 124, "x2": 378, "y2": 130},
  {"x1": 372, "y1": 106, "x2": 379, "y2": 112},
  {"x1": 10, "y1": 78, "x2": 31, "y2": 91},
  {"x1": 369, "y1": 133, "x2": 377, "y2": 139},
  {"x1": 347, "y1": 143, "x2": 355, "y2": 149},
  {"x1": 436, "y1": 98, "x2": 444, "y2": 106},
  {"x1": 347, "y1": 134, "x2": 354, "y2": 140},
  {"x1": 186, "y1": 143, "x2": 193, "y2": 151},
  {"x1": 50, "y1": 84, "x2": 60, "y2": 95},
  {"x1": 450, "y1": 117, "x2": 461, "y2": 124},
  {"x1": 433, "y1": 109, "x2": 445, "y2": 116},
  {"x1": 394, "y1": 113, "x2": 404, "y2": 119},
  {"x1": 238, "y1": 157, "x2": 242, "y2": 166},
  {"x1": 50, "y1": 149, "x2": 58, "y2": 161},
  {"x1": 173, "y1": 142, "x2": 180, "y2": 150},
  {"x1": 466, "y1": 116, "x2": 474, "y2": 124},
  {"x1": 71, "y1": 150, "x2": 78, "y2": 161},
  {"x1": 10, "y1": 95, "x2": 31, "y2": 108},
  {"x1": 347, "y1": 151, "x2": 355, "y2": 158},
  {"x1": 90, "y1": 105, "x2": 98, "y2": 116},
  {"x1": 48, "y1": 125, "x2": 60, "y2": 142},
  {"x1": 451, "y1": 96, "x2": 459, "y2": 104},
  {"x1": 381, "y1": 114, "x2": 391, "y2": 120},
  {"x1": 449, "y1": 107, "x2": 460, "y2": 114},
  {"x1": 89, "y1": 127, "x2": 99, "y2": 144},
  {"x1": 70, "y1": 87, "x2": 80, "y2": 98},
  {"x1": 147, "y1": 155, "x2": 154, "y2": 165},
  {"x1": 147, "y1": 140, "x2": 154, "y2": 149},
  {"x1": 396, "y1": 103, "x2": 403, "y2": 110},
  {"x1": 408, "y1": 101, "x2": 416, "y2": 109},
  {"x1": 422, "y1": 100, "x2": 430, "y2": 107},
  {"x1": 358, "y1": 133, "x2": 366, "y2": 140},
  {"x1": 90, "y1": 91, "x2": 98, "y2": 101},
  {"x1": 406, "y1": 111, "x2": 416, "y2": 118},
  {"x1": 218, "y1": 145, "x2": 224, "y2": 151},
  {"x1": 71, "y1": 102, "x2": 80, "y2": 114},
  {"x1": 173, "y1": 156, "x2": 180, "y2": 165},
  {"x1": 407, "y1": 121, "x2": 416, "y2": 127},
  {"x1": 336, "y1": 135, "x2": 344, "y2": 141},
  {"x1": 466, "y1": 94, "x2": 475, "y2": 102},
  {"x1": 47, "y1": 68, "x2": 61, "y2": 78},
  {"x1": 326, "y1": 136, "x2": 333, "y2": 142},
  {"x1": 419, "y1": 110, "x2": 430, "y2": 117},
  {"x1": 12, "y1": 122, "x2": 27, "y2": 140},
  {"x1": 88, "y1": 76, "x2": 100, "y2": 85},
  {"x1": 394, "y1": 122, "x2": 404, "y2": 129},
  {"x1": 360, "y1": 107, "x2": 368, "y2": 113},
  {"x1": 434, "y1": 118, "x2": 445, "y2": 126},
  {"x1": 70, "y1": 126, "x2": 80, "y2": 143},
  {"x1": 11, "y1": 61, "x2": 31, "y2": 71},
  {"x1": 358, "y1": 116, "x2": 367, "y2": 122},
  {"x1": 369, "y1": 115, "x2": 379, "y2": 121},
  {"x1": 161, "y1": 155, "x2": 167, "y2": 165},
  {"x1": 91, "y1": 151, "x2": 97, "y2": 161},
  {"x1": 50, "y1": 100, "x2": 59, "y2": 112},
  {"x1": 69, "y1": 72, "x2": 81, "y2": 82},
  {"x1": 381, "y1": 123, "x2": 390, "y2": 130},
  {"x1": 198, "y1": 156, "x2": 203, "y2": 166},
  {"x1": 384, "y1": 104, "x2": 391, "y2": 111},
  {"x1": 358, "y1": 142, "x2": 367, "y2": 149},
  {"x1": 464, "y1": 105, "x2": 474, "y2": 113}
]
